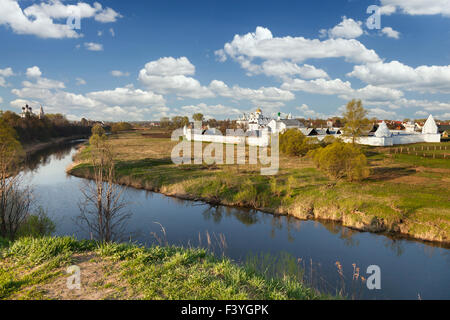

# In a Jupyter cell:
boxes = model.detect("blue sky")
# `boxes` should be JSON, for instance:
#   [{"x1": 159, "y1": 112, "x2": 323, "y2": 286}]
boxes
[{"x1": 0, "y1": 0, "x2": 450, "y2": 121}]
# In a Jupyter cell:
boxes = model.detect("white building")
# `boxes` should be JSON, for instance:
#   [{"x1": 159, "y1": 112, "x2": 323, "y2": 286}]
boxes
[
  {"x1": 267, "y1": 119, "x2": 304, "y2": 134},
  {"x1": 347, "y1": 115, "x2": 441, "y2": 146},
  {"x1": 237, "y1": 108, "x2": 271, "y2": 131}
]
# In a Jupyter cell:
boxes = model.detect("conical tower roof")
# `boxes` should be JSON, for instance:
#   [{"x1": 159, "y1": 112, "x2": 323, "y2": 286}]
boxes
[
  {"x1": 422, "y1": 114, "x2": 438, "y2": 134},
  {"x1": 375, "y1": 121, "x2": 392, "y2": 138}
]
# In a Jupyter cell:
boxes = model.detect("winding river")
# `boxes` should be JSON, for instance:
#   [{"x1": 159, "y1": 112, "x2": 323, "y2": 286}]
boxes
[{"x1": 22, "y1": 141, "x2": 450, "y2": 300}]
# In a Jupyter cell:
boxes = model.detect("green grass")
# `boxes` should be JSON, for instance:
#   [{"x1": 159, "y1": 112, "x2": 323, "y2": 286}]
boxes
[{"x1": 0, "y1": 237, "x2": 330, "y2": 300}]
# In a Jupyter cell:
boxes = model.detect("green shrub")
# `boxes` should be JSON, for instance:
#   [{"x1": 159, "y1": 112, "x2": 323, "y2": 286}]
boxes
[
  {"x1": 309, "y1": 141, "x2": 369, "y2": 181},
  {"x1": 111, "y1": 122, "x2": 133, "y2": 133},
  {"x1": 17, "y1": 208, "x2": 56, "y2": 238},
  {"x1": 280, "y1": 129, "x2": 319, "y2": 157}
]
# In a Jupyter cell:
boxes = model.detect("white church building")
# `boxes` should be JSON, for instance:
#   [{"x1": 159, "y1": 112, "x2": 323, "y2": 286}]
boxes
[{"x1": 348, "y1": 115, "x2": 441, "y2": 146}]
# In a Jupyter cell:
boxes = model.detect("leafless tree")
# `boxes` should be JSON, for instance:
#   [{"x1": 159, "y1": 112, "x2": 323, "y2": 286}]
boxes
[{"x1": 78, "y1": 130, "x2": 130, "y2": 242}]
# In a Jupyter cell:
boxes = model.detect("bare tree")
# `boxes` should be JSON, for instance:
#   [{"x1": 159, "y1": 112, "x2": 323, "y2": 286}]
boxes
[
  {"x1": 0, "y1": 119, "x2": 32, "y2": 240},
  {"x1": 78, "y1": 126, "x2": 130, "y2": 242}
]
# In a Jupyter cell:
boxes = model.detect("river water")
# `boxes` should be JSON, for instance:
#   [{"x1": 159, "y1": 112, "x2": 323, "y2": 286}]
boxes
[{"x1": 22, "y1": 142, "x2": 450, "y2": 300}]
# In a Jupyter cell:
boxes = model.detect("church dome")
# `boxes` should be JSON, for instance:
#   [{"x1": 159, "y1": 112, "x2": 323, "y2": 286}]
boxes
[{"x1": 256, "y1": 108, "x2": 262, "y2": 113}]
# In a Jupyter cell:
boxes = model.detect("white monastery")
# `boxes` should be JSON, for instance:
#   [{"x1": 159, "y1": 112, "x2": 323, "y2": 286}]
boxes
[{"x1": 184, "y1": 108, "x2": 441, "y2": 147}]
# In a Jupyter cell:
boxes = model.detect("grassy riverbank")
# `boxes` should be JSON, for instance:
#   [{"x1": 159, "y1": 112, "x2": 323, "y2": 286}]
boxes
[
  {"x1": 0, "y1": 237, "x2": 328, "y2": 300},
  {"x1": 69, "y1": 131, "x2": 450, "y2": 244}
]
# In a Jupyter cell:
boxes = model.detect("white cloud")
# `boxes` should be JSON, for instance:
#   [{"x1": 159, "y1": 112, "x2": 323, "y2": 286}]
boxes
[
  {"x1": 109, "y1": 28, "x2": 115, "y2": 37},
  {"x1": 281, "y1": 78, "x2": 353, "y2": 96},
  {"x1": 26, "y1": 66, "x2": 42, "y2": 78},
  {"x1": 339, "y1": 85, "x2": 404, "y2": 102},
  {"x1": 10, "y1": 68, "x2": 168, "y2": 121},
  {"x1": 380, "y1": 0, "x2": 450, "y2": 17},
  {"x1": 415, "y1": 110, "x2": 428, "y2": 116},
  {"x1": 367, "y1": 107, "x2": 398, "y2": 119},
  {"x1": 87, "y1": 87, "x2": 166, "y2": 107},
  {"x1": 95, "y1": 7, "x2": 122, "y2": 23},
  {"x1": 0, "y1": 0, "x2": 121, "y2": 39},
  {"x1": 0, "y1": 67, "x2": 14, "y2": 77},
  {"x1": 323, "y1": 17, "x2": 364, "y2": 39},
  {"x1": 296, "y1": 104, "x2": 329, "y2": 119},
  {"x1": 209, "y1": 80, "x2": 295, "y2": 108},
  {"x1": 141, "y1": 57, "x2": 195, "y2": 77},
  {"x1": 76, "y1": 78, "x2": 86, "y2": 85},
  {"x1": 216, "y1": 26, "x2": 380, "y2": 74},
  {"x1": 0, "y1": 67, "x2": 14, "y2": 87},
  {"x1": 179, "y1": 103, "x2": 242, "y2": 119},
  {"x1": 255, "y1": 61, "x2": 329, "y2": 79},
  {"x1": 84, "y1": 42, "x2": 103, "y2": 51},
  {"x1": 139, "y1": 57, "x2": 214, "y2": 99},
  {"x1": 111, "y1": 70, "x2": 130, "y2": 77},
  {"x1": 348, "y1": 61, "x2": 450, "y2": 93},
  {"x1": 381, "y1": 27, "x2": 400, "y2": 39},
  {"x1": 0, "y1": 96, "x2": 3, "y2": 104}
]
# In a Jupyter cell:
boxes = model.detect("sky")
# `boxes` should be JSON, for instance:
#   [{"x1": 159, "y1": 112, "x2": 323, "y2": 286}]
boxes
[{"x1": 0, "y1": 0, "x2": 450, "y2": 122}]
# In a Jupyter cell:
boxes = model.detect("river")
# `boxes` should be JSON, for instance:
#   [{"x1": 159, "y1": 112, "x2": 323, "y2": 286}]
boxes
[{"x1": 22, "y1": 141, "x2": 450, "y2": 300}]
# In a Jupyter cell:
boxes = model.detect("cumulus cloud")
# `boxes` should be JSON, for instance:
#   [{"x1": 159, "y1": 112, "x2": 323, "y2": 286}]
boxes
[
  {"x1": 87, "y1": 87, "x2": 166, "y2": 107},
  {"x1": 281, "y1": 78, "x2": 353, "y2": 96},
  {"x1": 296, "y1": 104, "x2": 329, "y2": 119},
  {"x1": 339, "y1": 85, "x2": 404, "y2": 102},
  {"x1": 348, "y1": 61, "x2": 450, "y2": 93},
  {"x1": 216, "y1": 26, "x2": 380, "y2": 74},
  {"x1": 321, "y1": 17, "x2": 364, "y2": 39},
  {"x1": 209, "y1": 80, "x2": 295, "y2": 108},
  {"x1": 84, "y1": 42, "x2": 103, "y2": 51},
  {"x1": 76, "y1": 78, "x2": 86, "y2": 85},
  {"x1": 0, "y1": 67, "x2": 14, "y2": 78},
  {"x1": 179, "y1": 103, "x2": 242, "y2": 119},
  {"x1": 367, "y1": 107, "x2": 398, "y2": 119},
  {"x1": 253, "y1": 61, "x2": 329, "y2": 79},
  {"x1": 10, "y1": 67, "x2": 168, "y2": 121},
  {"x1": 380, "y1": 0, "x2": 450, "y2": 17},
  {"x1": 139, "y1": 57, "x2": 214, "y2": 99},
  {"x1": 381, "y1": 27, "x2": 400, "y2": 39},
  {"x1": 26, "y1": 66, "x2": 42, "y2": 78},
  {"x1": 0, "y1": 0, "x2": 122, "y2": 39}
]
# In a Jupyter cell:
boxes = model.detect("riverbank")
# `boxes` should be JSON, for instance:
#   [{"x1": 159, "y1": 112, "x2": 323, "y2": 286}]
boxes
[
  {"x1": 23, "y1": 135, "x2": 88, "y2": 157},
  {"x1": 68, "y1": 132, "x2": 450, "y2": 245},
  {"x1": 0, "y1": 236, "x2": 328, "y2": 300}
]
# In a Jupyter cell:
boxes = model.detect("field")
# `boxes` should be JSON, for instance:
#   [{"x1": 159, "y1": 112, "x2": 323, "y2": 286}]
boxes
[{"x1": 70, "y1": 131, "x2": 450, "y2": 244}]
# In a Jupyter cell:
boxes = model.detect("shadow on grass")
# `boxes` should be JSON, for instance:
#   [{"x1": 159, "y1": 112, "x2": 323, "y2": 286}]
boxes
[{"x1": 367, "y1": 166, "x2": 416, "y2": 182}]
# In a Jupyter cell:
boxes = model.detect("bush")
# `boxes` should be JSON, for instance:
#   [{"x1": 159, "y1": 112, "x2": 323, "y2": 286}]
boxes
[
  {"x1": 111, "y1": 122, "x2": 133, "y2": 133},
  {"x1": 17, "y1": 208, "x2": 56, "y2": 238},
  {"x1": 309, "y1": 141, "x2": 369, "y2": 181},
  {"x1": 280, "y1": 129, "x2": 319, "y2": 157}
]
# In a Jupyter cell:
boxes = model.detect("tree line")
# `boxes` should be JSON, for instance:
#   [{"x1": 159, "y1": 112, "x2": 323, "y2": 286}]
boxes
[{"x1": 0, "y1": 110, "x2": 92, "y2": 144}]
